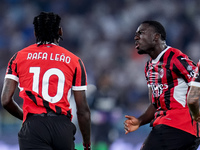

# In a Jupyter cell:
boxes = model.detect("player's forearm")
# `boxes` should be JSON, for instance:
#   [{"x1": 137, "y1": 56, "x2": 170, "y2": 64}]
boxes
[
  {"x1": 138, "y1": 103, "x2": 156, "y2": 126},
  {"x1": 77, "y1": 110, "x2": 91, "y2": 144},
  {"x1": 188, "y1": 102, "x2": 199, "y2": 119},
  {"x1": 1, "y1": 78, "x2": 22, "y2": 120},
  {"x1": 2, "y1": 98, "x2": 23, "y2": 120}
]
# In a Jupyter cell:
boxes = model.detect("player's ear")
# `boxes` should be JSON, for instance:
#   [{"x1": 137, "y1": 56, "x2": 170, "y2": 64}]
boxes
[
  {"x1": 154, "y1": 33, "x2": 160, "y2": 41},
  {"x1": 34, "y1": 31, "x2": 36, "y2": 37}
]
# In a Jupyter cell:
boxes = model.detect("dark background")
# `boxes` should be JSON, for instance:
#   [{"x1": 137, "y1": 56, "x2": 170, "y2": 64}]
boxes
[{"x1": 0, "y1": 0, "x2": 200, "y2": 150}]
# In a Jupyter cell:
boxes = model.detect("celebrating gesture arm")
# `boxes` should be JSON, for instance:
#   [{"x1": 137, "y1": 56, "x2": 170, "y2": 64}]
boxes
[{"x1": 124, "y1": 87, "x2": 156, "y2": 134}]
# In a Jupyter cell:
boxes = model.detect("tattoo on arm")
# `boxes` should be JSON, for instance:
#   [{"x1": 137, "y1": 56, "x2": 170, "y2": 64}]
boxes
[
  {"x1": 188, "y1": 86, "x2": 200, "y2": 120},
  {"x1": 189, "y1": 87, "x2": 200, "y2": 100}
]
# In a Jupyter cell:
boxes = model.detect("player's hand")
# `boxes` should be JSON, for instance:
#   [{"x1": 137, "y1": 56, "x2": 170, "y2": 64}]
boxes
[
  {"x1": 124, "y1": 115, "x2": 140, "y2": 134},
  {"x1": 193, "y1": 116, "x2": 200, "y2": 122},
  {"x1": 191, "y1": 111, "x2": 200, "y2": 122},
  {"x1": 83, "y1": 143, "x2": 91, "y2": 150},
  {"x1": 193, "y1": 114, "x2": 200, "y2": 122}
]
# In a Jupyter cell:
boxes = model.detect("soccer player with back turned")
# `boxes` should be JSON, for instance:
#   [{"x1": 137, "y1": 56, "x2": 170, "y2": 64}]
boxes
[
  {"x1": 124, "y1": 21, "x2": 200, "y2": 150},
  {"x1": 1, "y1": 12, "x2": 91, "y2": 150}
]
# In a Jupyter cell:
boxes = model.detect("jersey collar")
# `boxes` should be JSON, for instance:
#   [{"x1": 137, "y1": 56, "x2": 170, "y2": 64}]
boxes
[
  {"x1": 36, "y1": 42, "x2": 57, "y2": 45},
  {"x1": 152, "y1": 46, "x2": 170, "y2": 64}
]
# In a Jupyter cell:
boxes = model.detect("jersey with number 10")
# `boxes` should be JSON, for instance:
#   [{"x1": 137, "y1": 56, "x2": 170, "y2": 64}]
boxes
[{"x1": 5, "y1": 43, "x2": 87, "y2": 122}]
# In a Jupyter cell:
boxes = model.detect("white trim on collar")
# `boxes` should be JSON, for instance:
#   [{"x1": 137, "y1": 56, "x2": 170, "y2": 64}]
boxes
[
  {"x1": 36, "y1": 42, "x2": 57, "y2": 45},
  {"x1": 152, "y1": 46, "x2": 170, "y2": 64}
]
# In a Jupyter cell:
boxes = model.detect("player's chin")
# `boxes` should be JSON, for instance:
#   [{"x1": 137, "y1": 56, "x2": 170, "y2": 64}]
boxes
[{"x1": 137, "y1": 49, "x2": 147, "y2": 55}]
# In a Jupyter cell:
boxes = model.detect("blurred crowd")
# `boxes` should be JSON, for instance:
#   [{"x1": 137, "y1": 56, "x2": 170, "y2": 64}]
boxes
[{"x1": 1, "y1": 0, "x2": 200, "y2": 149}]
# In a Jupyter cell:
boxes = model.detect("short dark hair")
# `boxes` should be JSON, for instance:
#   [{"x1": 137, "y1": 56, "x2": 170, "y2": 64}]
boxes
[
  {"x1": 142, "y1": 20, "x2": 166, "y2": 41},
  {"x1": 33, "y1": 12, "x2": 61, "y2": 46}
]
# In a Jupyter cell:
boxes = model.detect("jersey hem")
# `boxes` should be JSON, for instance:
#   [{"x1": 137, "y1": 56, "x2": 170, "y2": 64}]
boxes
[{"x1": 72, "y1": 86, "x2": 87, "y2": 91}]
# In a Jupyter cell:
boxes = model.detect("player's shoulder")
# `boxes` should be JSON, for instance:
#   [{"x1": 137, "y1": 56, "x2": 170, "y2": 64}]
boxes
[
  {"x1": 166, "y1": 46, "x2": 179, "y2": 53},
  {"x1": 168, "y1": 47, "x2": 185, "y2": 56},
  {"x1": 166, "y1": 47, "x2": 190, "y2": 61}
]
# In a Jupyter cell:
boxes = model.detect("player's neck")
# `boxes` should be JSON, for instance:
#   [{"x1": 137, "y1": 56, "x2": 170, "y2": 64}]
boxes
[
  {"x1": 150, "y1": 43, "x2": 167, "y2": 59},
  {"x1": 37, "y1": 41, "x2": 59, "y2": 45}
]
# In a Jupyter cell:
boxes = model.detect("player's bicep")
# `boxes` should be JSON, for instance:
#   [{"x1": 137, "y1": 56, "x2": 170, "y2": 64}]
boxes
[{"x1": 73, "y1": 90, "x2": 89, "y2": 113}]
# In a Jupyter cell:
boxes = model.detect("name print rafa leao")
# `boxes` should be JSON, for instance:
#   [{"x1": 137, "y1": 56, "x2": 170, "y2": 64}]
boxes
[{"x1": 27, "y1": 52, "x2": 71, "y2": 63}]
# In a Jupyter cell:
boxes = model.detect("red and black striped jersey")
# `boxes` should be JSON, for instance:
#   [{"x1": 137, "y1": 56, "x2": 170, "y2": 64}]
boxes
[
  {"x1": 5, "y1": 43, "x2": 87, "y2": 122},
  {"x1": 145, "y1": 46, "x2": 199, "y2": 136},
  {"x1": 191, "y1": 60, "x2": 200, "y2": 87}
]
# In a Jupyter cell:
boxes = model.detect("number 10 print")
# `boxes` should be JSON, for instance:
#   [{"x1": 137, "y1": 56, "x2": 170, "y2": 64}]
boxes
[{"x1": 29, "y1": 67, "x2": 65, "y2": 103}]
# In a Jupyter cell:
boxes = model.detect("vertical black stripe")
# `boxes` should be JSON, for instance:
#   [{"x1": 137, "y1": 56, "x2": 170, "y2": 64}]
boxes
[
  {"x1": 78, "y1": 59, "x2": 86, "y2": 86},
  {"x1": 176, "y1": 56, "x2": 194, "y2": 82},
  {"x1": 15, "y1": 64, "x2": 18, "y2": 77},
  {"x1": 173, "y1": 64, "x2": 187, "y2": 82},
  {"x1": 197, "y1": 123, "x2": 199, "y2": 137},
  {"x1": 164, "y1": 51, "x2": 174, "y2": 109},
  {"x1": 145, "y1": 61, "x2": 149, "y2": 83},
  {"x1": 157, "y1": 56, "x2": 164, "y2": 108},
  {"x1": 158, "y1": 57, "x2": 163, "y2": 83},
  {"x1": 152, "y1": 66, "x2": 161, "y2": 108},
  {"x1": 25, "y1": 91, "x2": 37, "y2": 105},
  {"x1": 8, "y1": 53, "x2": 18, "y2": 74},
  {"x1": 72, "y1": 68, "x2": 77, "y2": 86},
  {"x1": 177, "y1": 56, "x2": 192, "y2": 72},
  {"x1": 145, "y1": 61, "x2": 150, "y2": 75}
]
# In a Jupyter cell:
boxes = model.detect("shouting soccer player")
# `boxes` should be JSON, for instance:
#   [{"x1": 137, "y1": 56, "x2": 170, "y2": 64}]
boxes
[{"x1": 124, "y1": 21, "x2": 200, "y2": 149}]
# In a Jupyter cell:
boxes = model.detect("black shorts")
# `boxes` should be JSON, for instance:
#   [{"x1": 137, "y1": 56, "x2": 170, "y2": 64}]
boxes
[
  {"x1": 18, "y1": 114, "x2": 76, "y2": 150},
  {"x1": 141, "y1": 124, "x2": 200, "y2": 150}
]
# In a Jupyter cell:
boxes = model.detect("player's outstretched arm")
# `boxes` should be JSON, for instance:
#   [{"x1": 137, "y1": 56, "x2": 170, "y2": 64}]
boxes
[
  {"x1": 124, "y1": 103, "x2": 156, "y2": 134},
  {"x1": 73, "y1": 90, "x2": 91, "y2": 148},
  {"x1": 124, "y1": 115, "x2": 140, "y2": 134},
  {"x1": 1, "y1": 78, "x2": 23, "y2": 120},
  {"x1": 187, "y1": 86, "x2": 200, "y2": 122},
  {"x1": 124, "y1": 87, "x2": 156, "y2": 134}
]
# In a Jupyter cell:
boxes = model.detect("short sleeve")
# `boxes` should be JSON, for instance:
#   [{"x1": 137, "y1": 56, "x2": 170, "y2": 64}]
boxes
[
  {"x1": 173, "y1": 54, "x2": 196, "y2": 84},
  {"x1": 72, "y1": 59, "x2": 87, "y2": 91},
  {"x1": 5, "y1": 53, "x2": 19, "y2": 82}
]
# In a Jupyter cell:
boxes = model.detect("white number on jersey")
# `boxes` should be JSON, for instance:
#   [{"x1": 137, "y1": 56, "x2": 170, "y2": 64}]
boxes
[{"x1": 29, "y1": 67, "x2": 65, "y2": 103}]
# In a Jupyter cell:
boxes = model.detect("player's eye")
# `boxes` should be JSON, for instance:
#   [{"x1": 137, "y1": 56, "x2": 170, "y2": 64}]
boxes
[{"x1": 136, "y1": 31, "x2": 145, "y2": 36}]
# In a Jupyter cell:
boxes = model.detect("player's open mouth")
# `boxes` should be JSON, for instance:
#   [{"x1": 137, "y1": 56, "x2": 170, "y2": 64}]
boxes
[{"x1": 135, "y1": 42, "x2": 139, "y2": 49}]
